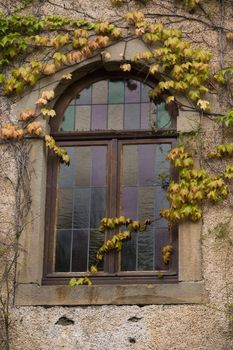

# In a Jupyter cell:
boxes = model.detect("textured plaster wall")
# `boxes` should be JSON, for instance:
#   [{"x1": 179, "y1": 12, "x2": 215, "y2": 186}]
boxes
[{"x1": 0, "y1": 0, "x2": 233, "y2": 349}]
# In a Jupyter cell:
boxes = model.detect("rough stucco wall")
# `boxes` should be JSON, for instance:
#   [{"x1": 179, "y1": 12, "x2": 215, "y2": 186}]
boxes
[{"x1": 0, "y1": 0, "x2": 233, "y2": 349}]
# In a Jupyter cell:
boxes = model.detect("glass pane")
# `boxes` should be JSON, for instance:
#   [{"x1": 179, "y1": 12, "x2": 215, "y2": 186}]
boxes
[
  {"x1": 59, "y1": 79, "x2": 172, "y2": 132},
  {"x1": 92, "y1": 80, "x2": 108, "y2": 104},
  {"x1": 57, "y1": 188, "x2": 73, "y2": 229},
  {"x1": 91, "y1": 146, "x2": 107, "y2": 187},
  {"x1": 75, "y1": 106, "x2": 91, "y2": 131},
  {"x1": 55, "y1": 230, "x2": 72, "y2": 272},
  {"x1": 138, "y1": 228, "x2": 154, "y2": 271},
  {"x1": 124, "y1": 104, "x2": 140, "y2": 129},
  {"x1": 73, "y1": 188, "x2": 91, "y2": 229},
  {"x1": 60, "y1": 105, "x2": 75, "y2": 131},
  {"x1": 55, "y1": 145, "x2": 108, "y2": 273},
  {"x1": 138, "y1": 144, "x2": 155, "y2": 186},
  {"x1": 76, "y1": 86, "x2": 92, "y2": 105},
  {"x1": 138, "y1": 186, "x2": 155, "y2": 222},
  {"x1": 141, "y1": 83, "x2": 150, "y2": 102},
  {"x1": 157, "y1": 102, "x2": 171, "y2": 128},
  {"x1": 121, "y1": 233, "x2": 137, "y2": 271},
  {"x1": 155, "y1": 144, "x2": 171, "y2": 183},
  {"x1": 59, "y1": 148, "x2": 76, "y2": 188},
  {"x1": 120, "y1": 143, "x2": 171, "y2": 272},
  {"x1": 75, "y1": 147, "x2": 91, "y2": 187},
  {"x1": 108, "y1": 104, "x2": 124, "y2": 130},
  {"x1": 72, "y1": 229, "x2": 88, "y2": 272},
  {"x1": 108, "y1": 80, "x2": 124, "y2": 104},
  {"x1": 122, "y1": 145, "x2": 138, "y2": 186},
  {"x1": 125, "y1": 80, "x2": 140, "y2": 103},
  {"x1": 121, "y1": 186, "x2": 138, "y2": 219},
  {"x1": 89, "y1": 229, "x2": 104, "y2": 270},
  {"x1": 90, "y1": 188, "x2": 106, "y2": 228},
  {"x1": 91, "y1": 105, "x2": 107, "y2": 130}
]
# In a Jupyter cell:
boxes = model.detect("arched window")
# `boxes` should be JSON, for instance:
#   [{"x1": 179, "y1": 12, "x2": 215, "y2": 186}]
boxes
[{"x1": 44, "y1": 70, "x2": 178, "y2": 284}]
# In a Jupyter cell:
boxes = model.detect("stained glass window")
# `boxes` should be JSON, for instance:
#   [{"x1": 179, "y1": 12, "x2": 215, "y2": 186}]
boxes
[
  {"x1": 50, "y1": 76, "x2": 177, "y2": 280},
  {"x1": 60, "y1": 79, "x2": 172, "y2": 132}
]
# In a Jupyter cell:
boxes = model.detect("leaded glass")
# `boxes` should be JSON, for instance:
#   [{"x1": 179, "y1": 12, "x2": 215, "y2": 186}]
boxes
[
  {"x1": 59, "y1": 79, "x2": 172, "y2": 132},
  {"x1": 120, "y1": 143, "x2": 171, "y2": 271},
  {"x1": 55, "y1": 146, "x2": 107, "y2": 272}
]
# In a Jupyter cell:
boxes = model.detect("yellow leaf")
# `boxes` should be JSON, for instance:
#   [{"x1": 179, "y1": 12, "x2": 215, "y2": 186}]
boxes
[
  {"x1": 41, "y1": 90, "x2": 55, "y2": 101},
  {"x1": 120, "y1": 63, "x2": 131, "y2": 72},
  {"x1": 149, "y1": 64, "x2": 159, "y2": 74},
  {"x1": 62, "y1": 73, "x2": 72, "y2": 80},
  {"x1": 197, "y1": 99, "x2": 211, "y2": 112},
  {"x1": 41, "y1": 108, "x2": 56, "y2": 117}
]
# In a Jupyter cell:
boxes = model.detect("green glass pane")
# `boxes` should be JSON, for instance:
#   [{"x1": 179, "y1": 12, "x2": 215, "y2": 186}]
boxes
[
  {"x1": 157, "y1": 102, "x2": 171, "y2": 129},
  {"x1": 122, "y1": 145, "x2": 138, "y2": 186},
  {"x1": 108, "y1": 80, "x2": 124, "y2": 104},
  {"x1": 60, "y1": 105, "x2": 75, "y2": 131},
  {"x1": 75, "y1": 147, "x2": 91, "y2": 187}
]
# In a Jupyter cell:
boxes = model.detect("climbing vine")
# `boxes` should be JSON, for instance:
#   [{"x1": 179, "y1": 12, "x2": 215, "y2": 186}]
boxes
[{"x1": 70, "y1": 216, "x2": 152, "y2": 286}]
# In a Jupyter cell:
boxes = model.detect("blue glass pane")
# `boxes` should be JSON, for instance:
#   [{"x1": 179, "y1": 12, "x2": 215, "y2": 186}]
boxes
[{"x1": 76, "y1": 86, "x2": 92, "y2": 105}]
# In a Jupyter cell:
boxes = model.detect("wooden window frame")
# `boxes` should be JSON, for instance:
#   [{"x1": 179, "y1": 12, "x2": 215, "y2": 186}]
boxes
[{"x1": 43, "y1": 70, "x2": 179, "y2": 285}]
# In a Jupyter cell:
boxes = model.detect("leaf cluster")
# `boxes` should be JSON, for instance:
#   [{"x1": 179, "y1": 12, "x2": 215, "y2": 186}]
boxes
[{"x1": 160, "y1": 147, "x2": 229, "y2": 222}]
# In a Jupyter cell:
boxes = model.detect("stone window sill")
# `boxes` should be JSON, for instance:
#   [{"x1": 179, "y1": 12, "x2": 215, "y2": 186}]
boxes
[{"x1": 15, "y1": 282, "x2": 208, "y2": 306}]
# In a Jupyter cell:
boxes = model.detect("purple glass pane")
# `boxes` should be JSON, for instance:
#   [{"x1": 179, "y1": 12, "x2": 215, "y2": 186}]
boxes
[
  {"x1": 91, "y1": 105, "x2": 107, "y2": 130},
  {"x1": 121, "y1": 187, "x2": 138, "y2": 219},
  {"x1": 71, "y1": 229, "x2": 88, "y2": 272},
  {"x1": 141, "y1": 83, "x2": 150, "y2": 102},
  {"x1": 124, "y1": 104, "x2": 140, "y2": 130},
  {"x1": 138, "y1": 144, "x2": 155, "y2": 186},
  {"x1": 91, "y1": 146, "x2": 107, "y2": 187},
  {"x1": 76, "y1": 86, "x2": 92, "y2": 105},
  {"x1": 154, "y1": 228, "x2": 170, "y2": 270},
  {"x1": 125, "y1": 80, "x2": 140, "y2": 103},
  {"x1": 140, "y1": 103, "x2": 150, "y2": 129},
  {"x1": 55, "y1": 230, "x2": 72, "y2": 272}
]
